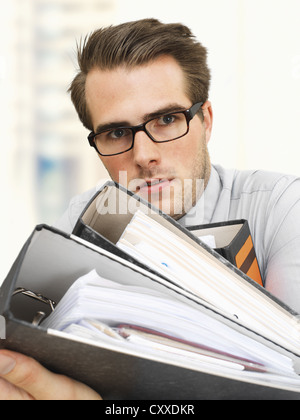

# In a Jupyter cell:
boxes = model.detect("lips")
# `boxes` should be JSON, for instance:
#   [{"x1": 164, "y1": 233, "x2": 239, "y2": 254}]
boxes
[
  {"x1": 135, "y1": 178, "x2": 173, "y2": 194},
  {"x1": 141, "y1": 179, "x2": 166, "y2": 188}
]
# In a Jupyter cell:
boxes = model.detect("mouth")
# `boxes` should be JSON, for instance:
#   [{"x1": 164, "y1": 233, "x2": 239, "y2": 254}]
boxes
[{"x1": 135, "y1": 178, "x2": 173, "y2": 194}]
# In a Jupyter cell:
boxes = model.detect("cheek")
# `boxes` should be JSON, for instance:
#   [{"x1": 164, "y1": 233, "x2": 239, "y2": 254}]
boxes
[
  {"x1": 101, "y1": 155, "x2": 133, "y2": 184},
  {"x1": 167, "y1": 139, "x2": 198, "y2": 170},
  {"x1": 100, "y1": 157, "x2": 119, "y2": 179}
]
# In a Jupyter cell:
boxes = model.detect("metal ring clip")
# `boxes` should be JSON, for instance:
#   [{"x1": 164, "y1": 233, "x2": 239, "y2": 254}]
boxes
[{"x1": 13, "y1": 288, "x2": 57, "y2": 326}]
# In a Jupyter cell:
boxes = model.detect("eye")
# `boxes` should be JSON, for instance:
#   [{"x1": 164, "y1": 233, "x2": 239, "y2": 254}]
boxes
[
  {"x1": 159, "y1": 114, "x2": 176, "y2": 126},
  {"x1": 111, "y1": 129, "x2": 126, "y2": 139},
  {"x1": 107, "y1": 128, "x2": 131, "y2": 140}
]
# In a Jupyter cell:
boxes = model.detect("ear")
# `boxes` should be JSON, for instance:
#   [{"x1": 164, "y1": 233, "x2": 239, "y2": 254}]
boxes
[{"x1": 201, "y1": 101, "x2": 213, "y2": 144}]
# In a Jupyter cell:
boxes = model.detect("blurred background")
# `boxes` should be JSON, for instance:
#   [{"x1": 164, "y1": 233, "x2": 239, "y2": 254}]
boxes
[{"x1": 0, "y1": 0, "x2": 300, "y2": 283}]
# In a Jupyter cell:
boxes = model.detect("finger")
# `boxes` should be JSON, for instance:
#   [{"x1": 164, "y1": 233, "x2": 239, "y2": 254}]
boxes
[
  {"x1": 0, "y1": 377, "x2": 34, "y2": 401},
  {"x1": 0, "y1": 350, "x2": 102, "y2": 400}
]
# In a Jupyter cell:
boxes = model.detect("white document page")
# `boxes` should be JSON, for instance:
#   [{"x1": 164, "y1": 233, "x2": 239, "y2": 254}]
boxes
[{"x1": 116, "y1": 211, "x2": 300, "y2": 355}]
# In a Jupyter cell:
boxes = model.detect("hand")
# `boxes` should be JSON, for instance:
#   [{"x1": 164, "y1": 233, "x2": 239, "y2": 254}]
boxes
[{"x1": 0, "y1": 350, "x2": 102, "y2": 400}]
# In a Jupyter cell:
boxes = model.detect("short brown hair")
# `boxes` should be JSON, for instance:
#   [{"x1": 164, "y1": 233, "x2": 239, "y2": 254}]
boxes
[{"x1": 69, "y1": 18, "x2": 211, "y2": 131}]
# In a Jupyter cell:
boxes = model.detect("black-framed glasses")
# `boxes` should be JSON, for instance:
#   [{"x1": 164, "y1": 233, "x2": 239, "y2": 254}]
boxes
[{"x1": 87, "y1": 102, "x2": 203, "y2": 157}]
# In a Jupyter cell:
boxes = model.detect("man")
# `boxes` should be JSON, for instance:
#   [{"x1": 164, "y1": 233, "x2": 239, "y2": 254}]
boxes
[{"x1": 1, "y1": 18, "x2": 300, "y2": 400}]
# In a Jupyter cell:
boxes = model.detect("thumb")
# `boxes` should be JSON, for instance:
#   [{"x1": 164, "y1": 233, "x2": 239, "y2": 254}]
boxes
[{"x1": 0, "y1": 350, "x2": 102, "y2": 400}]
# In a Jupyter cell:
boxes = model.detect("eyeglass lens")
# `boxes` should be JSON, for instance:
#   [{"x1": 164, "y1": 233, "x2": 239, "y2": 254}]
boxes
[{"x1": 94, "y1": 111, "x2": 189, "y2": 156}]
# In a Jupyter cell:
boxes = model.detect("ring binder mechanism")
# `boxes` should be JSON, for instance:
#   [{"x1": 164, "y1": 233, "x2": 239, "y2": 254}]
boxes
[{"x1": 12, "y1": 288, "x2": 56, "y2": 326}]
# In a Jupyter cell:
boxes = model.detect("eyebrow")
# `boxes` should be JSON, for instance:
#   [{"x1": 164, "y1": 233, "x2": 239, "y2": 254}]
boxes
[{"x1": 94, "y1": 103, "x2": 189, "y2": 134}]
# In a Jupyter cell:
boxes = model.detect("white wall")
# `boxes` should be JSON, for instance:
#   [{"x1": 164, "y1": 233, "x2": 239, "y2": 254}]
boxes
[
  {"x1": 114, "y1": 0, "x2": 300, "y2": 174},
  {"x1": 1, "y1": 0, "x2": 300, "y2": 284}
]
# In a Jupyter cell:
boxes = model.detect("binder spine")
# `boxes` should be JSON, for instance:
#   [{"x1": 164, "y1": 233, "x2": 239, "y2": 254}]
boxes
[
  {"x1": 216, "y1": 235, "x2": 263, "y2": 287},
  {"x1": 234, "y1": 234, "x2": 263, "y2": 287}
]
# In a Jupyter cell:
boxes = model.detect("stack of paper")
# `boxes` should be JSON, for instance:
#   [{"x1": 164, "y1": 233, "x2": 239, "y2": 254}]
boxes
[
  {"x1": 116, "y1": 211, "x2": 300, "y2": 355},
  {"x1": 43, "y1": 269, "x2": 300, "y2": 382}
]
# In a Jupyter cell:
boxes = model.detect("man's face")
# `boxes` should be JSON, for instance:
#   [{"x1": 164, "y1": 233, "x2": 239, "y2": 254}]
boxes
[{"x1": 85, "y1": 55, "x2": 213, "y2": 219}]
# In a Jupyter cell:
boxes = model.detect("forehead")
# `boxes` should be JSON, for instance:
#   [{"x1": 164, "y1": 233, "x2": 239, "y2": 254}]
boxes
[{"x1": 85, "y1": 56, "x2": 190, "y2": 128}]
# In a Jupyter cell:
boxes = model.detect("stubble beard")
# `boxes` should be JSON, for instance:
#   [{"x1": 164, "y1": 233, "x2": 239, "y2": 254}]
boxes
[
  {"x1": 105, "y1": 137, "x2": 211, "y2": 220},
  {"x1": 171, "y1": 142, "x2": 211, "y2": 220}
]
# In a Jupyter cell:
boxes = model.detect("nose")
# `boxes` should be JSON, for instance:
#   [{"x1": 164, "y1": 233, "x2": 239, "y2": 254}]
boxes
[{"x1": 132, "y1": 130, "x2": 161, "y2": 169}]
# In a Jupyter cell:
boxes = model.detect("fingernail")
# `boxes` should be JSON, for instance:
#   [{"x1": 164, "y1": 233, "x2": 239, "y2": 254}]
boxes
[{"x1": 0, "y1": 354, "x2": 16, "y2": 375}]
